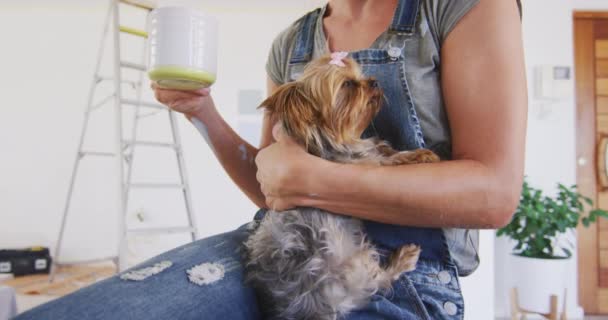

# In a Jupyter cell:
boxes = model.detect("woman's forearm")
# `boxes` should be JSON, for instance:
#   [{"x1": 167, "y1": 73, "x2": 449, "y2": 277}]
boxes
[
  {"x1": 188, "y1": 99, "x2": 266, "y2": 208},
  {"x1": 290, "y1": 0, "x2": 526, "y2": 230},
  {"x1": 297, "y1": 158, "x2": 521, "y2": 229}
]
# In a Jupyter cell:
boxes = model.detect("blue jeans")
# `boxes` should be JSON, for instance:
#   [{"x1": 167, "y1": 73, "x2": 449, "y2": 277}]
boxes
[{"x1": 15, "y1": 223, "x2": 464, "y2": 320}]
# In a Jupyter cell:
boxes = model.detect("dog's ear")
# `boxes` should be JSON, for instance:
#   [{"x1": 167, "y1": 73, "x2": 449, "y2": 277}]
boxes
[{"x1": 259, "y1": 82, "x2": 321, "y2": 152}]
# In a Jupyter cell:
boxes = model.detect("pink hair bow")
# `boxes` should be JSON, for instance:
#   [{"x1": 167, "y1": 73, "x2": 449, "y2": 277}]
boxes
[{"x1": 329, "y1": 51, "x2": 348, "y2": 67}]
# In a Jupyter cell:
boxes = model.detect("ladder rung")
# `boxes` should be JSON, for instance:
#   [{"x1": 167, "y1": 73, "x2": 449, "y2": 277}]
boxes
[
  {"x1": 96, "y1": 76, "x2": 139, "y2": 87},
  {"x1": 121, "y1": 61, "x2": 147, "y2": 71},
  {"x1": 80, "y1": 151, "x2": 116, "y2": 157},
  {"x1": 127, "y1": 226, "x2": 195, "y2": 235},
  {"x1": 129, "y1": 183, "x2": 185, "y2": 189},
  {"x1": 121, "y1": 99, "x2": 165, "y2": 110},
  {"x1": 120, "y1": 26, "x2": 148, "y2": 38},
  {"x1": 136, "y1": 111, "x2": 163, "y2": 119},
  {"x1": 120, "y1": 0, "x2": 155, "y2": 10},
  {"x1": 123, "y1": 140, "x2": 178, "y2": 148}
]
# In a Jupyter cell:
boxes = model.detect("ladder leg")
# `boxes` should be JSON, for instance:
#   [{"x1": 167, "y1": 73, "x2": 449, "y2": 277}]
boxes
[
  {"x1": 121, "y1": 92, "x2": 142, "y2": 263},
  {"x1": 51, "y1": 0, "x2": 115, "y2": 282},
  {"x1": 52, "y1": 154, "x2": 82, "y2": 282},
  {"x1": 121, "y1": 11, "x2": 149, "y2": 263},
  {"x1": 112, "y1": 0, "x2": 128, "y2": 272},
  {"x1": 168, "y1": 111, "x2": 200, "y2": 241},
  {"x1": 123, "y1": 21, "x2": 148, "y2": 228}
]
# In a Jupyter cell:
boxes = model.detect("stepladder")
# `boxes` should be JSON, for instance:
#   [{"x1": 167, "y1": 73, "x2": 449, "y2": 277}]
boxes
[{"x1": 52, "y1": 0, "x2": 200, "y2": 280}]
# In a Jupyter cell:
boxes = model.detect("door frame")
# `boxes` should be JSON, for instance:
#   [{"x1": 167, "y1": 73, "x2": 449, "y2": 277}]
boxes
[{"x1": 574, "y1": 10, "x2": 608, "y2": 314}]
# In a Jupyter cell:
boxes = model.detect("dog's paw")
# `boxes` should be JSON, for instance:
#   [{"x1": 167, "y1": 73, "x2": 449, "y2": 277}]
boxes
[
  {"x1": 411, "y1": 149, "x2": 440, "y2": 163},
  {"x1": 383, "y1": 149, "x2": 440, "y2": 165}
]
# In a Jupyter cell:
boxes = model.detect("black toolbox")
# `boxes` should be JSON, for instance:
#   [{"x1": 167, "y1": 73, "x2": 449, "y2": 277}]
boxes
[{"x1": 0, "y1": 247, "x2": 52, "y2": 276}]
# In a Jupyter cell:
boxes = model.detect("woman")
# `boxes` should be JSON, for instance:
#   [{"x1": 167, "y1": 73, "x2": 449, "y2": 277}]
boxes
[{"x1": 16, "y1": 0, "x2": 526, "y2": 319}]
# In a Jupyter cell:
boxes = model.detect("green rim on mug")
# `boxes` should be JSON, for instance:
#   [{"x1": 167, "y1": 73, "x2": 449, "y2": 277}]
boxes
[{"x1": 149, "y1": 66, "x2": 217, "y2": 90}]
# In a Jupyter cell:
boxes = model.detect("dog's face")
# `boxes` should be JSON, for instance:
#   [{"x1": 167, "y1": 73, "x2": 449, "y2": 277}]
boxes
[{"x1": 260, "y1": 55, "x2": 382, "y2": 157}]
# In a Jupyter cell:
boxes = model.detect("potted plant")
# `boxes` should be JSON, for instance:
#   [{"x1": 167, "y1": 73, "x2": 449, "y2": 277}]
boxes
[{"x1": 497, "y1": 179, "x2": 608, "y2": 315}]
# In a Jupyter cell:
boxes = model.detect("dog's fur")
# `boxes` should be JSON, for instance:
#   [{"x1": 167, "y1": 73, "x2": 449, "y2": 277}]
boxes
[{"x1": 245, "y1": 55, "x2": 440, "y2": 320}]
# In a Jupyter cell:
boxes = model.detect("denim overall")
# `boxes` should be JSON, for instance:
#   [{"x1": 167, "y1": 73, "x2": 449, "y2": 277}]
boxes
[
  {"x1": 281, "y1": 2, "x2": 447, "y2": 263},
  {"x1": 15, "y1": 1, "x2": 464, "y2": 320},
  {"x1": 253, "y1": 0, "x2": 466, "y2": 318}
]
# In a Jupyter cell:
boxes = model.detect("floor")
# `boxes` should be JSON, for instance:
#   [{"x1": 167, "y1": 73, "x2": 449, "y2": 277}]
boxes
[
  {"x1": 16, "y1": 294, "x2": 56, "y2": 313},
  {"x1": 2, "y1": 263, "x2": 114, "y2": 315}
]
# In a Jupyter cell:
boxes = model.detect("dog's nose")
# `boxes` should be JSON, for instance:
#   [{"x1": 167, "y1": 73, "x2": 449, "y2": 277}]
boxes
[{"x1": 368, "y1": 79, "x2": 379, "y2": 88}]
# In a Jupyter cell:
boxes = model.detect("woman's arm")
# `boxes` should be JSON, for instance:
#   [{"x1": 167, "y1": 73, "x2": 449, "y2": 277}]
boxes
[
  {"x1": 152, "y1": 77, "x2": 279, "y2": 208},
  {"x1": 255, "y1": 0, "x2": 527, "y2": 229}
]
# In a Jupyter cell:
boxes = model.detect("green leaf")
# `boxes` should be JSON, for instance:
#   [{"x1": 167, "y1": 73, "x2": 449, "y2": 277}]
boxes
[
  {"x1": 500, "y1": 179, "x2": 600, "y2": 256},
  {"x1": 591, "y1": 209, "x2": 608, "y2": 219},
  {"x1": 583, "y1": 197, "x2": 593, "y2": 206}
]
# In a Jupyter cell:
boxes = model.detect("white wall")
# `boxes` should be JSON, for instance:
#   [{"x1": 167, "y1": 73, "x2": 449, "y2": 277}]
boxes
[
  {"x1": 4, "y1": 1, "x2": 600, "y2": 319},
  {"x1": 0, "y1": 0, "x2": 323, "y2": 261},
  {"x1": 494, "y1": 1, "x2": 608, "y2": 318},
  {"x1": 0, "y1": 1, "x2": 494, "y2": 318}
]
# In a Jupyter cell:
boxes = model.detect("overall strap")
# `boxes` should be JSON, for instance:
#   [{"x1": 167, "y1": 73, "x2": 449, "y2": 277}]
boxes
[
  {"x1": 289, "y1": 0, "x2": 421, "y2": 65},
  {"x1": 389, "y1": 0, "x2": 421, "y2": 35},
  {"x1": 289, "y1": 8, "x2": 321, "y2": 64}
]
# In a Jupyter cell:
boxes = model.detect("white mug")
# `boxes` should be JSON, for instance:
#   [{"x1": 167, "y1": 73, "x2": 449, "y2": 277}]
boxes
[{"x1": 148, "y1": 6, "x2": 218, "y2": 90}]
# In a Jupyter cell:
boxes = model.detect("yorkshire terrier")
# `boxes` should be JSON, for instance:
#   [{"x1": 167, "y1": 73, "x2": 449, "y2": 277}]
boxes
[{"x1": 245, "y1": 53, "x2": 440, "y2": 320}]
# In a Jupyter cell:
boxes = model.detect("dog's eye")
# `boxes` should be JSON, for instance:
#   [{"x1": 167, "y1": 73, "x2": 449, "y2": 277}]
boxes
[{"x1": 342, "y1": 80, "x2": 357, "y2": 88}]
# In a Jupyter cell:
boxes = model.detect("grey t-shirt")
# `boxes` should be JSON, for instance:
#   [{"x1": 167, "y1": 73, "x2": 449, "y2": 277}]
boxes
[
  {"x1": 265, "y1": 0, "x2": 482, "y2": 275},
  {"x1": 267, "y1": 0, "x2": 480, "y2": 158}
]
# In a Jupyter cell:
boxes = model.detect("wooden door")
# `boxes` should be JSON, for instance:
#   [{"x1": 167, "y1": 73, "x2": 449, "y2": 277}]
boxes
[{"x1": 575, "y1": 11, "x2": 608, "y2": 314}]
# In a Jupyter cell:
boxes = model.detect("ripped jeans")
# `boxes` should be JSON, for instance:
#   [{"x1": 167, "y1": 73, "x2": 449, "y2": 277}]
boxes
[{"x1": 15, "y1": 223, "x2": 464, "y2": 320}]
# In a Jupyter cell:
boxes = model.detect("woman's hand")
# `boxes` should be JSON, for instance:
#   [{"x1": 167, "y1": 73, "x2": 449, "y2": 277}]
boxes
[
  {"x1": 255, "y1": 125, "x2": 320, "y2": 211},
  {"x1": 151, "y1": 83, "x2": 213, "y2": 118}
]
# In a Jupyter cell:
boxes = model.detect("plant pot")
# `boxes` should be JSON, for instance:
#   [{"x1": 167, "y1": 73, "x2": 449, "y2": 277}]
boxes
[{"x1": 510, "y1": 254, "x2": 569, "y2": 314}]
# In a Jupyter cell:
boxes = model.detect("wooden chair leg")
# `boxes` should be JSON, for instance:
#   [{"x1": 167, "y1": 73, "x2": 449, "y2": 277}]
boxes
[
  {"x1": 511, "y1": 287, "x2": 521, "y2": 320},
  {"x1": 560, "y1": 289, "x2": 568, "y2": 320},
  {"x1": 510, "y1": 287, "x2": 567, "y2": 320},
  {"x1": 548, "y1": 295, "x2": 558, "y2": 320}
]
